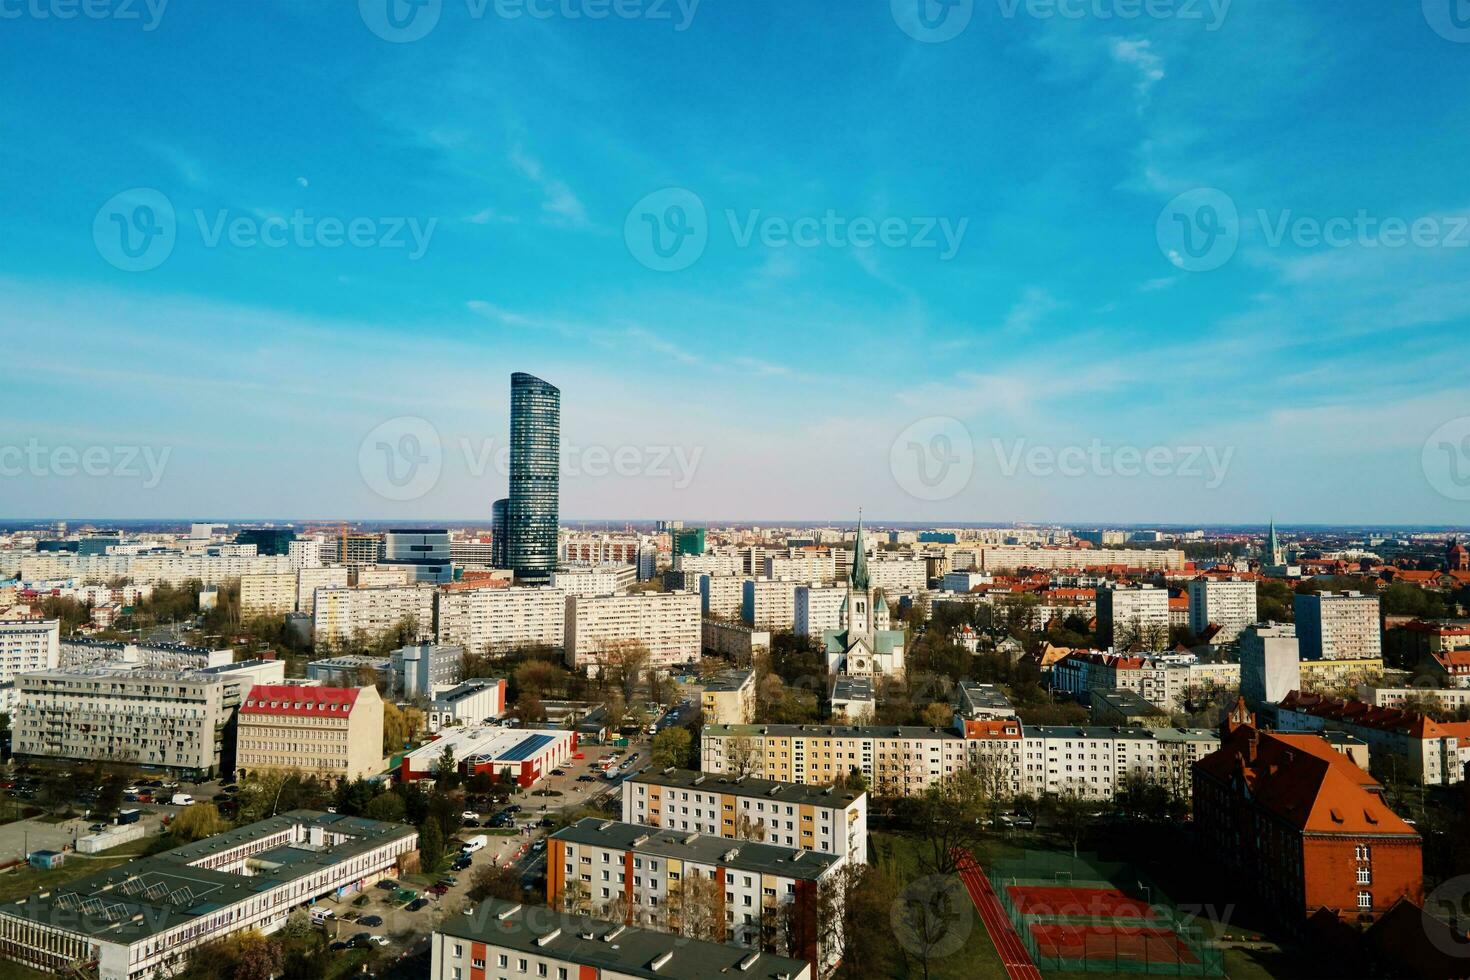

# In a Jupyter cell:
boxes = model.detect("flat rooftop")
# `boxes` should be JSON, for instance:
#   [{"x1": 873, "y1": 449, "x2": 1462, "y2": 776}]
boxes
[
  {"x1": 629, "y1": 768, "x2": 863, "y2": 807},
  {"x1": 552, "y1": 818, "x2": 839, "y2": 881},
  {"x1": 702, "y1": 670, "x2": 754, "y2": 693},
  {"x1": 442, "y1": 900, "x2": 810, "y2": 980},
  {"x1": 704, "y1": 723, "x2": 965, "y2": 740},
  {"x1": 0, "y1": 810, "x2": 414, "y2": 945}
]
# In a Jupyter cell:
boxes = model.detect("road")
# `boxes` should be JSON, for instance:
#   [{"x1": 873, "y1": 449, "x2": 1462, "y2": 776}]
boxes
[{"x1": 955, "y1": 848, "x2": 1044, "y2": 980}]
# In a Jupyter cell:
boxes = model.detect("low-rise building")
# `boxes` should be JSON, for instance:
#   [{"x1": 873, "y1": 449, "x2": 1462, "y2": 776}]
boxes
[
  {"x1": 1276, "y1": 690, "x2": 1470, "y2": 786},
  {"x1": 1090, "y1": 688, "x2": 1168, "y2": 726},
  {"x1": 549, "y1": 817, "x2": 843, "y2": 972},
  {"x1": 952, "y1": 681, "x2": 1016, "y2": 720},
  {"x1": 701, "y1": 620, "x2": 770, "y2": 664},
  {"x1": 427, "y1": 677, "x2": 508, "y2": 732},
  {"x1": 0, "y1": 810, "x2": 417, "y2": 980},
  {"x1": 236, "y1": 684, "x2": 384, "y2": 780},
  {"x1": 431, "y1": 900, "x2": 813, "y2": 980},
  {"x1": 828, "y1": 675, "x2": 875, "y2": 723},
  {"x1": 398, "y1": 725, "x2": 577, "y2": 786},
  {"x1": 700, "y1": 669, "x2": 755, "y2": 725},
  {"x1": 622, "y1": 768, "x2": 866, "y2": 866}
]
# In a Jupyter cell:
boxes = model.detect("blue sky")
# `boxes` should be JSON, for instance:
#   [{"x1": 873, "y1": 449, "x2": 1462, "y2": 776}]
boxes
[{"x1": 2, "y1": 0, "x2": 1470, "y2": 524}]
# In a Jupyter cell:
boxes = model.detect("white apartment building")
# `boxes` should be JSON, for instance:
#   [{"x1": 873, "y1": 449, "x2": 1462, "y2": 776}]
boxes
[
  {"x1": 979, "y1": 546, "x2": 1185, "y2": 573},
  {"x1": 549, "y1": 817, "x2": 843, "y2": 967},
  {"x1": 765, "y1": 552, "x2": 838, "y2": 583},
  {"x1": 240, "y1": 571, "x2": 298, "y2": 618},
  {"x1": 58, "y1": 638, "x2": 233, "y2": 671},
  {"x1": 12, "y1": 659, "x2": 284, "y2": 776},
  {"x1": 866, "y1": 557, "x2": 927, "y2": 593},
  {"x1": 1294, "y1": 591, "x2": 1383, "y2": 661},
  {"x1": 677, "y1": 552, "x2": 746, "y2": 577},
  {"x1": 742, "y1": 578, "x2": 802, "y2": 631},
  {"x1": 622, "y1": 768, "x2": 867, "y2": 866},
  {"x1": 1097, "y1": 585, "x2": 1171, "y2": 648},
  {"x1": 296, "y1": 565, "x2": 351, "y2": 614},
  {"x1": 794, "y1": 584, "x2": 846, "y2": 637},
  {"x1": 0, "y1": 618, "x2": 60, "y2": 684},
  {"x1": 552, "y1": 564, "x2": 638, "y2": 597},
  {"x1": 1187, "y1": 577, "x2": 1259, "y2": 643},
  {"x1": 288, "y1": 536, "x2": 326, "y2": 569},
  {"x1": 565, "y1": 591, "x2": 701, "y2": 670},
  {"x1": 435, "y1": 585, "x2": 567, "y2": 655},
  {"x1": 1240, "y1": 623, "x2": 1301, "y2": 706},
  {"x1": 354, "y1": 564, "x2": 413, "y2": 588},
  {"x1": 698, "y1": 573, "x2": 747, "y2": 620},
  {"x1": 17, "y1": 552, "x2": 294, "y2": 587},
  {"x1": 1015, "y1": 724, "x2": 1219, "y2": 800},
  {"x1": 312, "y1": 585, "x2": 436, "y2": 650}
]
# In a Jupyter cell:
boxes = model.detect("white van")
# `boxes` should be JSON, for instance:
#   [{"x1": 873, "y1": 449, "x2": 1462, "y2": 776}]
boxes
[
  {"x1": 460, "y1": 835, "x2": 488, "y2": 854},
  {"x1": 310, "y1": 906, "x2": 335, "y2": 925},
  {"x1": 170, "y1": 793, "x2": 194, "y2": 806}
]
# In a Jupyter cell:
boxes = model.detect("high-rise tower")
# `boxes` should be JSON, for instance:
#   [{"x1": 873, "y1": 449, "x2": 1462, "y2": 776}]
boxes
[{"x1": 507, "y1": 373, "x2": 560, "y2": 584}]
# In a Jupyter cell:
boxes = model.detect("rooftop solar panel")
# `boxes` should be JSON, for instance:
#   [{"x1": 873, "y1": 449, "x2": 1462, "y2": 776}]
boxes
[{"x1": 497, "y1": 733, "x2": 554, "y2": 761}]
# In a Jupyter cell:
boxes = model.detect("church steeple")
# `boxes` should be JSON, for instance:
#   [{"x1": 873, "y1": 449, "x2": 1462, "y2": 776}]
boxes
[
  {"x1": 850, "y1": 511, "x2": 870, "y2": 591},
  {"x1": 1266, "y1": 519, "x2": 1283, "y2": 566}
]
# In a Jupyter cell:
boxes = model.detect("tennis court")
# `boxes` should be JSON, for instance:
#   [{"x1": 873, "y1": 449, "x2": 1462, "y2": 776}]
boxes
[
  {"x1": 1029, "y1": 922, "x2": 1202, "y2": 966},
  {"x1": 1007, "y1": 884, "x2": 1160, "y2": 921}
]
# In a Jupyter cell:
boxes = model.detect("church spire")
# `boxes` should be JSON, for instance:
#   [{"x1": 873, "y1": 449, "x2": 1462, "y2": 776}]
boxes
[{"x1": 850, "y1": 510, "x2": 870, "y2": 590}]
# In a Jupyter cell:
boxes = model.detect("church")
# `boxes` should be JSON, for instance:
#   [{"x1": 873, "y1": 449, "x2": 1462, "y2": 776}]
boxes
[{"x1": 822, "y1": 517, "x2": 906, "y2": 678}]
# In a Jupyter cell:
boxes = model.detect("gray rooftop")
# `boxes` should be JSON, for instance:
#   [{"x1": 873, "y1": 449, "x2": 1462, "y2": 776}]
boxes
[
  {"x1": 704, "y1": 723, "x2": 964, "y2": 740},
  {"x1": 551, "y1": 818, "x2": 839, "y2": 881},
  {"x1": 0, "y1": 810, "x2": 415, "y2": 945},
  {"x1": 830, "y1": 676, "x2": 875, "y2": 701},
  {"x1": 441, "y1": 900, "x2": 811, "y2": 980},
  {"x1": 629, "y1": 768, "x2": 863, "y2": 807},
  {"x1": 701, "y1": 669, "x2": 754, "y2": 693},
  {"x1": 1091, "y1": 688, "x2": 1167, "y2": 716}
]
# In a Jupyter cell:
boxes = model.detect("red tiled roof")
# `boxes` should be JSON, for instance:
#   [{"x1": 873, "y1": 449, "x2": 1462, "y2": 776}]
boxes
[
  {"x1": 964, "y1": 720, "x2": 1022, "y2": 740},
  {"x1": 242, "y1": 684, "x2": 362, "y2": 717},
  {"x1": 1280, "y1": 690, "x2": 1448, "y2": 739}
]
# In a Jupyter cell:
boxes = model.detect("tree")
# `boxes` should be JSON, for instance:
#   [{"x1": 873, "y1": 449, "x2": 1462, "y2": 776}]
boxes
[
  {"x1": 664, "y1": 871, "x2": 724, "y2": 941},
  {"x1": 363, "y1": 792, "x2": 406, "y2": 823},
  {"x1": 419, "y1": 818, "x2": 446, "y2": 871},
  {"x1": 824, "y1": 862, "x2": 899, "y2": 979},
  {"x1": 724, "y1": 735, "x2": 761, "y2": 777},
  {"x1": 434, "y1": 744, "x2": 460, "y2": 792},
  {"x1": 920, "y1": 702, "x2": 954, "y2": 729},
  {"x1": 913, "y1": 770, "x2": 987, "y2": 876},
  {"x1": 171, "y1": 802, "x2": 229, "y2": 842},
  {"x1": 651, "y1": 727, "x2": 692, "y2": 771},
  {"x1": 894, "y1": 876, "x2": 969, "y2": 980},
  {"x1": 468, "y1": 864, "x2": 523, "y2": 903},
  {"x1": 599, "y1": 640, "x2": 651, "y2": 700},
  {"x1": 382, "y1": 700, "x2": 424, "y2": 753}
]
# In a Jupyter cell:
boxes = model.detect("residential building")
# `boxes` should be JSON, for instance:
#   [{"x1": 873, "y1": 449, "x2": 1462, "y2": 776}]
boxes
[
  {"x1": 553, "y1": 563, "x2": 638, "y2": 596},
  {"x1": 670, "y1": 526, "x2": 707, "y2": 556},
  {"x1": 390, "y1": 643, "x2": 464, "y2": 699},
  {"x1": 678, "y1": 552, "x2": 745, "y2": 577},
  {"x1": 1016, "y1": 724, "x2": 1218, "y2": 800},
  {"x1": 622, "y1": 768, "x2": 867, "y2": 866},
  {"x1": 700, "y1": 669, "x2": 756, "y2": 725},
  {"x1": 58, "y1": 638, "x2": 233, "y2": 671},
  {"x1": 1276, "y1": 691, "x2": 1470, "y2": 786},
  {"x1": 236, "y1": 684, "x2": 384, "y2": 780},
  {"x1": 1295, "y1": 592, "x2": 1382, "y2": 661},
  {"x1": 12, "y1": 659, "x2": 284, "y2": 777},
  {"x1": 311, "y1": 585, "x2": 436, "y2": 650},
  {"x1": 1090, "y1": 688, "x2": 1168, "y2": 726},
  {"x1": 0, "y1": 618, "x2": 60, "y2": 683},
  {"x1": 865, "y1": 556, "x2": 927, "y2": 593},
  {"x1": 941, "y1": 570, "x2": 992, "y2": 593},
  {"x1": 794, "y1": 584, "x2": 846, "y2": 637},
  {"x1": 436, "y1": 585, "x2": 566, "y2": 656},
  {"x1": 952, "y1": 681, "x2": 1016, "y2": 720},
  {"x1": 828, "y1": 675, "x2": 875, "y2": 723},
  {"x1": 1052, "y1": 651, "x2": 1240, "y2": 710},
  {"x1": 296, "y1": 565, "x2": 350, "y2": 614},
  {"x1": 1194, "y1": 721, "x2": 1422, "y2": 925},
  {"x1": 765, "y1": 551, "x2": 837, "y2": 582},
  {"x1": 548, "y1": 817, "x2": 843, "y2": 971},
  {"x1": 742, "y1": 578, "x2": 801, "y2": 631},
  {"x1": 1097, "y1": 585, "x2": 1170, "y2": 648},
  {"x1": 697, "y1": 573, "x2": 747, "y2": 620},
  {"x1": 0, "y1": 811, "x2": 417, "y2": 980},
  {"x1": 507, "y1": 372, "x2": 561, "y2": 585},
  {"x1": 701, "y1": 621, "x2": 770, "y2": 664},
  {"x1": 430, "y1": 900, "x2": 813, "y2": 980},
  {"x1": 288, "y1": 536, "x2": 326, "y2": 569},
  {"x1": 398, "y1": 725, "x2": 576, "y2": 785},
  {"x1": 1187, "y1": 577, "x2": 1258, "y2": 644},
  {"x1": 427, "y1": 678, "x2": 508, "y2": 732},
  {"x1": 1240, "y1": 623, "x2": 1301, "y2": 708},
  {"x1": 565, "y1": 591, "x2": 701, "y2": 671},
  {"x1": 979, "y1": 546, "x2": 1185, "y2": 573},
  {"x1": 240, "y1": 571, "x2": 298, "y2": 618},
  {"x1": 701, "y1": 724, "x2": 973, "y2": 797}
]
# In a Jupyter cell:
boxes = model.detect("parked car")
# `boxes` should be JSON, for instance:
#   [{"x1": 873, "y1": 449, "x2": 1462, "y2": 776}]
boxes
[
  {"x1": 376, "y1": 880, "x2": 398, "y2": 890},
  {"x1": 576, "y1": 775, "x2": 595, "y2": 783},
  {"x1": 550, "y1": 769, "x2": 565, "y2": 776},
  {"x1": 462, "y1": 818, "x2": 480, "y2": 827},
  {"x1": 428, "y1": 883, "x2": 450, "y2": 896},
  {"x1": 329, "y1": 941, "x2": 351, "y2": 952},
  {"x1": 366, "y1": 936, "x2": 390, "y2": 947},
  {"x1": 351, "y1": 933, "x2": 373, "y2": 947},
  {"x1": 88, "y1": 823, "x2": 106, "y2": 833},
  {"x1": 461, "y1": 810, "x2": 478, "y2": 821},
  {"x1": 407, "y1": 898, "x2": 429, "y2": 912},
  {"x1": 358, "y1": 915, "x2": 384, "y2": 927}
]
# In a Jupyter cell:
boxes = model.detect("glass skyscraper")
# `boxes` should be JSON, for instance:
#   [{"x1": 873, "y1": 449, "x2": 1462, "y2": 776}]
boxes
[
  {"x1": 491, "y1": 497, "x2": 509, "y2": 570},
  {"x1": 507, "y1": 372, "x2": 560, "y2": 584}
]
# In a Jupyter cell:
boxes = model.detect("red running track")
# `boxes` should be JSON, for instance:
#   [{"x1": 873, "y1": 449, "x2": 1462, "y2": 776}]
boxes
[{"x1": 954, "y1": 849, "x2": 1045, "y2": 980}]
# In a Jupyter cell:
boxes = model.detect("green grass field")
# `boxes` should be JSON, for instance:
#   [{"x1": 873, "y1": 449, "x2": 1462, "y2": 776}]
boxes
[{"x1": 0, "y1": 832, "x2": 169, "y2": 903}]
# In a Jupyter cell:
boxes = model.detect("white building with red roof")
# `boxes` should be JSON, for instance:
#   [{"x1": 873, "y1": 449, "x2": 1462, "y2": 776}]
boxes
[{"x1": 237, "y1": 684, "x2": 384, "y2": 781}]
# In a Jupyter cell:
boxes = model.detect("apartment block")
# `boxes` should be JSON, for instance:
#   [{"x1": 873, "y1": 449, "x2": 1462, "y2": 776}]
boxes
[
  {"x1": 565, "y1": 591, "x2": 701, "y2": 671},
  {"x1": 866, "y1": 557, "x2": 927, "y2": 593},
  {"x1": 12, "y1": 659, "x2": 284, "y2": 777},
  {"x1": 794, "y1": 584, "x2": 846, "y2": 637},
  {"x1": 552, "y1": 563, "x2": 638, "y2": 596},
  {"x1": 1097, "y1": 585, "x2": 1170, "y2": 648},
  {"x1": 430, "y1": 900, "x2": 813, "y2": 980},
  {"x1": 549, "y1": 818, "x2": 842, "y2": 971},
  {"x1": 698, "y1": 573, "x2": 747, "y2": 620},
  {"x1": 236, "y1": 684, "x2": 384, "y2": 780},
  {"x1": 1187, "y1": 577, "x2": 1259, "y2": 643},
  {"x1": 979, "y1": 546, "x2": 1185, "y2": 573},
  {"x1": 701, "y1": 669, "x2": 756, "y2": 725},
  {"x1": 1276, "y1": 691, "x2": 1470, "y2": 786},
  {"x1": 622, "y1": 768, "x2": 867, "y2": 866},
  {"x1": 296, "y1": 565, "x2": 350, "y2": 614},
  {"x1": 1240, "y1": 623, "x2": 1301, "y2": 707},
  {"x1": 240, "y1": 571, "x2": 298, "y2": 618},
  {"x1": 312, "y1": 585, "x2": 436, "y2": 650},
  {"x1": 435, "y1": 586, "x2": 566, "y2": 656},
  {"x1": 0, "y1": 618, "x2": 60, "y2": 683},
  {"x1": 701, "y1": 621, "x2": 771, "y2": 664},
  {"x1": 742, "y1": 579, "x2": 801, "y2": 631},
  {"x1": 765, "y1": 552, "x2": 838, "y2": 583},
  {"x1": 1295, "y1": 592, "x2": 1383, "y2": 661}
]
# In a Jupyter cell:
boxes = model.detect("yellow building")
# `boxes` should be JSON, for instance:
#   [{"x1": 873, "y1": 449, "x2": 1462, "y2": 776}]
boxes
[{"x1": 236, "y1": 684, "x2": 384, "y2": 780}]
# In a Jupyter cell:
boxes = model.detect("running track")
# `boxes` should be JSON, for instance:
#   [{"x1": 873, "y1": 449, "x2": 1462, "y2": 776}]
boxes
[{"x1": 954, "y1": 848, "x2": 1045, "y2": 980}]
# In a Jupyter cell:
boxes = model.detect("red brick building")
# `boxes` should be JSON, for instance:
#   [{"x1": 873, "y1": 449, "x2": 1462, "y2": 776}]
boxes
[{"x1": 1194, "y1": 718, "x2": 1422, "y2": 926}]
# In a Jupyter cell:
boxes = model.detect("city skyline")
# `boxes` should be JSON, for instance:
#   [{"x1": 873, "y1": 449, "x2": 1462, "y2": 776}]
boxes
[{"x1": 4, "y1": 2, "x2": 1470, "y2": 524}]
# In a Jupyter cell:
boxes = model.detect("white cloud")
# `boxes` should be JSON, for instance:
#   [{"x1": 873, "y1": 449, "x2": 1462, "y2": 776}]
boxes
[
  {"x1": 509, "y1": 145, "x2": 589, "y2": 228},
  {"x1": 1109, "y1": 38, "x2": 1165, "y2": 105}
]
